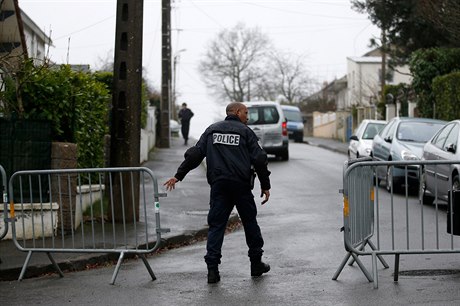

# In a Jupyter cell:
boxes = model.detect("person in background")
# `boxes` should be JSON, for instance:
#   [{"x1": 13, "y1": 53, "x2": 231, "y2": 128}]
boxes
[
  {"x1": 178, "y1": 102, "x2": 194, "y2": 145},
  {"x1": 164, "y1": 102, "x2": 271, "y2": 284}
]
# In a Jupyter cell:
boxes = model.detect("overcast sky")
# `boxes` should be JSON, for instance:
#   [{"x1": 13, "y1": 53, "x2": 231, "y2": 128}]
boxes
[{"x1": 20, "y1": 0, "x2": 379, "y2": 138}]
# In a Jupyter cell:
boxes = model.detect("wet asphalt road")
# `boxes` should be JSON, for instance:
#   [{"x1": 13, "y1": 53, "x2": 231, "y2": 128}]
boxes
[{"x1": 2, "y1": 142, "x2": 460, "y2": 305}]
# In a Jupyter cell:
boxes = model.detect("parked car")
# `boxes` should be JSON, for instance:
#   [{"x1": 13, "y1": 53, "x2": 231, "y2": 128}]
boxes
[
  {"x1": 422, "y1": 120, "x2": 460, "y2": 204},
  {"x1": 348, "y1": 119, "x2": 386, "y2": 159},
  {"x1": 170, "y1": 119, "x2": 181, "y2": 136},
  {"x1": 243, "y1": 101, "x2": 289, "y2": 160},
  {"x1": 281, "y1": 105, "x2": 305, "y2": 143},
  {"x1": 372, "y1": 117, "x2": 446, "y2": 192}
]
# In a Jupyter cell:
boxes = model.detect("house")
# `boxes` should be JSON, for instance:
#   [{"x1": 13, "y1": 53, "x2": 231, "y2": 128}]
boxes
[
  {"x1": 305, "y1": 48, "x2": 412, "y2": 142},
  {"x1": 0, "y1": 0, "x2": 52, "y2": 67}
]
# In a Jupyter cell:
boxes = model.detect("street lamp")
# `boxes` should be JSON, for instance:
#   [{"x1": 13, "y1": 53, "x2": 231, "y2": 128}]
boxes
[{"x1": 172, "y1": 48, "x2": 186, "y2": 120}]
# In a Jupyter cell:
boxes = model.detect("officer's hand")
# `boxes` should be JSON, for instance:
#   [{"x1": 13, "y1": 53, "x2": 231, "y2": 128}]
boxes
[
  {"x1": 164, "y1": 177, "x2": 179, "y2": 191},
  {"x1": 260, "y1": 190, "x2": 270, "y2": 205}
]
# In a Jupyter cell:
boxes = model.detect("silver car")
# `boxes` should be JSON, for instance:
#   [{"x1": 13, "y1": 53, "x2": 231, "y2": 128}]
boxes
[
  {"x1": 244, "y1": 101, "x2": 289, "y2": 161},
  {"x1": 372, "y1": 117, "x2": 446, "y2": 192},
  {"x1": 422, "y1": 120, "x2": 460, "y2": 204}
]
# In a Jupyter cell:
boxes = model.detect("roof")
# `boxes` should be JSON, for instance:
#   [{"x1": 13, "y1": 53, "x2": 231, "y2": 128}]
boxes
[
  {"x1": 347, "y1": 56, "x2": 382, "y2": 64},
  {"x1": 281, "y1": 105, "x2": 300, "y2": 111}
]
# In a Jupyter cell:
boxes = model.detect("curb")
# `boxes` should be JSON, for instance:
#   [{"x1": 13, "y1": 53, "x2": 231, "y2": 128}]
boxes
[{"x1": 0, "y1": 214, "x2": 241, "y2": 282}]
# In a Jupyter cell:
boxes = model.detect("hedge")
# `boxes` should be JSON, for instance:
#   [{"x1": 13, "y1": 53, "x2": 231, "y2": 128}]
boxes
[{"x1": 432, "y1": 71, "x2": 460, "y2": 121}]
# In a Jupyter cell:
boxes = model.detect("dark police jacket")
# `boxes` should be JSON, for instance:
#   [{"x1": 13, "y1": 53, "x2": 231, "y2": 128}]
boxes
[{"x1": 174, "y1": 115, "x2": 271, "y2": 190}]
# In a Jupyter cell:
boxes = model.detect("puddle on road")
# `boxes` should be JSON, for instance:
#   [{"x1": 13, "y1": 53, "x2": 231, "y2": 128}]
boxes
[{"x1": 398, "y1": 269, "x2": 460, "y2": 276}]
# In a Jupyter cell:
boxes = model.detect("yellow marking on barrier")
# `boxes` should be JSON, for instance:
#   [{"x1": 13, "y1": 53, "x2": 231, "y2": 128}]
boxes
[
  {"x1": 370, "y1": 188, "x2": 374, "y2": 201},
  {"x1": 343, "y1": 196, "x2": 349, "y2": 217},
  {"x1": 10, "y1": 200, "x2": 15, "y2": 218}
]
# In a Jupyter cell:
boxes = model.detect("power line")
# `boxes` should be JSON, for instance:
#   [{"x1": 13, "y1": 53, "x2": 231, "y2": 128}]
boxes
[{"x1": 53, "y1": 15, "x2": 115, "y2": 41}]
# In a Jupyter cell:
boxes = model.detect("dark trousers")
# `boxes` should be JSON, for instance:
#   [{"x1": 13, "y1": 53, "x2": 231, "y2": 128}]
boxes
[
  {"x1": 181, "y1": 121, "x2": 190, "y2": 142},
  {"x1": 204, "y1": 180, "x2": 264, "y2": 268}
]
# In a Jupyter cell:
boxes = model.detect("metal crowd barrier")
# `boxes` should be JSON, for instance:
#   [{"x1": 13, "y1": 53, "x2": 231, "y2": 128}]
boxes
[
  {"x1": 0, "y1": 165, "x2": 8, "y2": 265},
  {"x1": 0, "y1": 165, "x2": 7, "y2": 241},
  {"x1": 333, "y1": 159, "x2": 460, "y2": 289},
  {"x1": 7, "y1": 167, "x2": 170, "y2": 284}
]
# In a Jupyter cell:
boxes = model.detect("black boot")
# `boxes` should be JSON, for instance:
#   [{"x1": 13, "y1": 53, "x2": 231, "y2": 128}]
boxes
[
  {"x1": 251, "y1": 260, "x2": 270, "y2": 277},
  {"x1": 207, "y1": 267, "x2": 220, "y2": 284}
]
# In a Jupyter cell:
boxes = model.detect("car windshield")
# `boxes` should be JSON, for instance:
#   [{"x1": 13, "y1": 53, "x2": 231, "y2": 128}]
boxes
[
  {"x1": 397, "y1": 121, "x2": 445, "y2": 142},
  {"x1": 283, "y1": 109, "x2": 302, "y2": 122},
  {"x1": 362, "y1": 123, "x2": 385, "y2": 140},
  {"x1": 247, "y1": 106, "x2": 280, "y2": 125}
]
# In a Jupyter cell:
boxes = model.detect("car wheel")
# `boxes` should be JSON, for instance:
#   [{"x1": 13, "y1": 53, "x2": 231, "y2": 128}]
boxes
[
  {"x1": 422, "y1": 192, "x2": 435, "y2": 205},
  {"x1": 294, "y1": 134, "x2": 302, "y2": 143},
  {"x1": 453, "y1": 174, "x2": 460, "y2": 192},
  {"x1": 280, "y1": 149, "x2": 289, "y2": 161}
]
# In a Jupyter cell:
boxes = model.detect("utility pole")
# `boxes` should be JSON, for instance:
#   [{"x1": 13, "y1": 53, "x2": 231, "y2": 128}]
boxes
[
  {"x1": 159, "y1": 0, "x2": 172, "y2": 148},
  {"x1": 13, "y1": 0, "x2": 28, "y2": 59},
  {"x1": 380, "y1": 28, "x2": 387, "y2": 106},
  {"x1": 110, "y1": 0, "x2": 144, "y2": 222}
]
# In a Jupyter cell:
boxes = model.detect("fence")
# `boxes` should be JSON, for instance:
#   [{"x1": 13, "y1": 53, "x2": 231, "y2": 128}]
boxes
[
  {"x1": 333, "y1": 159, "x2": 460, "y2": 289},
  {"x1": 7, "y1": 167, "x2": 170, "y2": 284},
  {"x1": 0, "y1": 165, "x2": 8, "y2": 243}
]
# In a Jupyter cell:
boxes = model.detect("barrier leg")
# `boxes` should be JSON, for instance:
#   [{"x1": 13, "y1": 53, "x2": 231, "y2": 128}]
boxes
[
  {"x1": 351, "y1": 253, "x2": 373, "y2": 282},
  {"x1": 372, "y1": 252, "x2": 378, "y2": 289},
  {"x1": 140, "y1": 254, "x2": 156, "y2": 281},
  {"x1": 111, "y1": 251, "x2": 125, "y2": 285},
  {"x1": 367, "y1": 240, "x2": 389, "y2": 269},
  {"x1": 348, "y1": 240, "x2": 367, "y2": 266},
  {"x1": 46, "y1": 252, "x2": 64, "y2": 278},
  {"x1": 332, "y1": 252, "x2": 352, "y2": 280},
  {"x1": 394, "y1": 254, "x2": 400, "y2": 282},
  {"x1": 18, "y1": 251, "x2": 33, "y2": 281}
]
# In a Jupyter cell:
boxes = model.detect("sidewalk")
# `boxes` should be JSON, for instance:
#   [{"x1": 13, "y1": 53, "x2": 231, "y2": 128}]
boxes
[
  {"x1": 304, "y1": 136, "x2": 348, "y2": 156},
  {"x1": 0, "y1": 136, "x2": 347, "y2": 281},
  {"x1": 0, "y1": 136, "x2": 239, "y2": 281}
]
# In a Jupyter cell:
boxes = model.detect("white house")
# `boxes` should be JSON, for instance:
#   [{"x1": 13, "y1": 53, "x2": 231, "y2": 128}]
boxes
[
  {"x1": 346, "y1": 55, "x2": 412, "y2": 110},
  {"x1": 0, "y1": 0, "x2": 51, "y2": 63},
  {"x1": 306, "y1": 48, "x2": 413, "y2": 142}
]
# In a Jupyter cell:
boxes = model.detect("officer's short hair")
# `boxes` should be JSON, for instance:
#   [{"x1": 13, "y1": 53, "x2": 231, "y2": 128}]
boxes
[{"x1": 226, "y1": 102, "x2": 244, "y2": 115}]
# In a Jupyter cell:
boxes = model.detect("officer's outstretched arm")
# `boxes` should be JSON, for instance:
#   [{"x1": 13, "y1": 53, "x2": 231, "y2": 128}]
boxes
[{"x1": 174, "y1": 146, "x2": 205, "y2": 182}]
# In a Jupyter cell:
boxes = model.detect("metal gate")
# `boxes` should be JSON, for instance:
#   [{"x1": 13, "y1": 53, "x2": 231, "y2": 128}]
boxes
[
  {"x1": 8, "y1": 167, "x2": 170, "y2": 284},
  {"x1": 333, "y1": 159, "x2": 460, "y2": 288}
]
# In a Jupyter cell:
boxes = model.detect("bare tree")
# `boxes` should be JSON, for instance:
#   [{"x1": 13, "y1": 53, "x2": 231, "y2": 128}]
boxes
[
  {"x1": 199, "y1": 23, "x2": 270, "y2": 102},
  {"x1": 419, "y1": 0, "x2": 460, "y2": 46},
  {"x1": 255, "y1": 51, "x2": 317, "y2": 104}
]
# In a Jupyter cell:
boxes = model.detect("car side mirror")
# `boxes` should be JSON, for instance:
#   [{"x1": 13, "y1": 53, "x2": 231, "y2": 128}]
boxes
[
  {"x1": 349, "y1": 135, "x2": 359, "y2": 141},
  {"x1": 384, "y1": 136, "x2": 392, "y2": 143},
  {"x1": 446, "y1": 143, "x2": 456, "y2": 153}
]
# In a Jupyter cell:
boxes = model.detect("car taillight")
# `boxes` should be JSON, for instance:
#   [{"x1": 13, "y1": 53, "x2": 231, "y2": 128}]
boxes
[{"x1": 282, "y1": 121, "x2": 287, "y2": 136}]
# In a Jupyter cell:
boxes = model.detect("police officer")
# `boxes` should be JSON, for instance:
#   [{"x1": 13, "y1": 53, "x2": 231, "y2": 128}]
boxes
[{"x1": 164, "y1": 102, "x2": 271, "y2": 284}]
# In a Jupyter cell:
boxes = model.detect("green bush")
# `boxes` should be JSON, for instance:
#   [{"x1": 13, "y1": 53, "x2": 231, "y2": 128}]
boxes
[
  {"x1": 409, "y1": 48, "x2": 460, "y2": 117},
  {"x1": 432, "y1": 72, "x2": 460, "y2": 121},
  {"x1": 0, "y1": 60, "x2": 110, "y2": 168}
]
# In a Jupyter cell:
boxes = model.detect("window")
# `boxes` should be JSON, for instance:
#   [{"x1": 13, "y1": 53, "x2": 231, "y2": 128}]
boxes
[
  {"x1": 362, "y1": 123, "x2": 385, "y2": 140},
  {"x1": 432, "y1": 124, "x2": 454, "y2": 149},
  {"x1": 444, "y1": 124, "x2": 459, "y2": 151},
  {"x1": 378, "y1": 68, "x2": 394, "y2": 83},
  {"x1": 247, "y1": 106, "x2": 280, "y2": 125}
]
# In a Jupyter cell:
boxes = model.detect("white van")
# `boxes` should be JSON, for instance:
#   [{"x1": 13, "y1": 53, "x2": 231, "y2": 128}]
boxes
[{"x1": 243, "y1": 101, "x2": 289, "y2": 161}]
